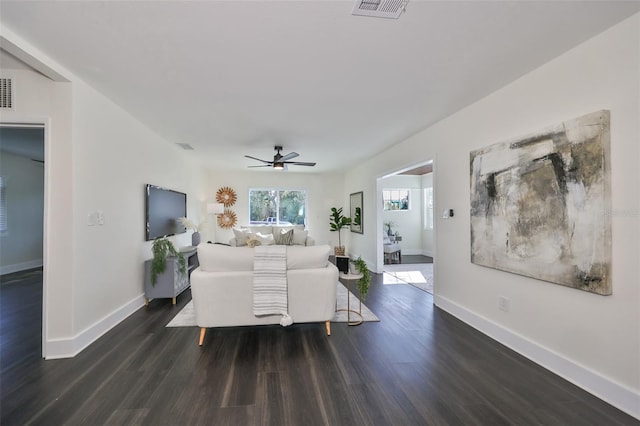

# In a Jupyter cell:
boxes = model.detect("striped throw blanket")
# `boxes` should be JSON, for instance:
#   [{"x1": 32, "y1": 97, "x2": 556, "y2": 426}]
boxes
[{"x1": 253, "y1": 245, "x2": 293, "y2": 326}]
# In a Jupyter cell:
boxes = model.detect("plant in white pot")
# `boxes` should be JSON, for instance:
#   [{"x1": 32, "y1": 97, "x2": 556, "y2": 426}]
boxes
[
  {"x1": 329, "y1": 207, "x2": 351, "y2": 256},
  {"x1": 179, "y1": 217, "x2": 207, "y2": 246}
]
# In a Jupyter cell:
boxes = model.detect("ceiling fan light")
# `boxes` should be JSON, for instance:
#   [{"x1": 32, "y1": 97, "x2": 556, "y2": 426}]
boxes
[{"x1": 273, "y1": 162, "x2": 285, "y2": 170}]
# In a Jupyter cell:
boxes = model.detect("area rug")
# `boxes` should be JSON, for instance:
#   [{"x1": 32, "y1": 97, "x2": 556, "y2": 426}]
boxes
[
  {"x1": 383, "y1": 263, "x2": 433, "y2": 294},
  {"x1": 166, "y1": 282, "x2": 378, "y2": 327}
]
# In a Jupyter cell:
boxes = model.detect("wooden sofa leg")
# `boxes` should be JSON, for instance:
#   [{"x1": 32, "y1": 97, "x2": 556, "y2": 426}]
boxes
[
  {"x1": 325, "y1": 321, "x2": 331, "y2": 336},
  {"x1": 199, "y1": 327, "x2": 206, "y2": 346}
]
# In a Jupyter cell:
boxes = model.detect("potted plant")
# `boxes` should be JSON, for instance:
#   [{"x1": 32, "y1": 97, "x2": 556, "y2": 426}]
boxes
[
  {"x1": 329, "y1": 207, "x2": 351, "y2": 256},
  {"x1": 352, "y1": 256, "x2": 371, "y2": 301},
  {"x1": 150, "y1": 238, "x2": 186, "y2": 286},
  {"x1": 384, "y1": 220, "x2": 395, "y2": 237},
  {"x1": 179, "y1": 217, "x2": 207, "y2": 246}
]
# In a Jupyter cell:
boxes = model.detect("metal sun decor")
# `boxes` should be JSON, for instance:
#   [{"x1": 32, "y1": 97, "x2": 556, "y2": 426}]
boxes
[
  {"x1": 217, "y1": 209, "x2": 237, "y2": 229},
  {"x1": 470, "y1": 110, "x2": 612, "y2": 295},
  {"x1": 216, "y1": 187, "x2": 237, "y2": 207}
]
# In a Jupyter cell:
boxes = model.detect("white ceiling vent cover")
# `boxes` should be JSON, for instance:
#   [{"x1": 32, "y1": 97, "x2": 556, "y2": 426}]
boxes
[
  {"x1": 352, "y1": 0, "x2": 409, "y2": 19},
  {"x1": 0, "y1": 78, "x2": 14, "y2": 109},
  {"x1": 176, "y1": 143, "x2": 194, "y2": 150}
]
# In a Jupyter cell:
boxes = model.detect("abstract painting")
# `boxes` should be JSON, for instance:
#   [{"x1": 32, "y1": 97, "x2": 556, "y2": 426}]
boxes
[{"x1": 470, "y1": 110, "x2": 611, "y2": 295}]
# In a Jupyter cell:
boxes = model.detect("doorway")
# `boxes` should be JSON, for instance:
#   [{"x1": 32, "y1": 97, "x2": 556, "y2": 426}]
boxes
[
  {"x1": 378, "y1": 160, "x2": 434, "y2": 295},
  {"x1": 0, "y1": 124, "x2": 45, "y2": 360}
]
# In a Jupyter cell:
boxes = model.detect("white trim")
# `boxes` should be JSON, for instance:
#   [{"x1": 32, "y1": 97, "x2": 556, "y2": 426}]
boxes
[
  {"x1": 435, "y1": 295, "x2": 640, "y2": 420},
  {"x1": 45, "y1": 294, "x2": 145, "y2": 359},
  {"x1": 0, "y1": 259, "x2": 43, "y2": 276}
]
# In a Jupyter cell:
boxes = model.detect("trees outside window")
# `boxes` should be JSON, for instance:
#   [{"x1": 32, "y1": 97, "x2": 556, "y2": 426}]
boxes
[{"x1": 249, "y1": 189, "x2": 307, "y2": 225}]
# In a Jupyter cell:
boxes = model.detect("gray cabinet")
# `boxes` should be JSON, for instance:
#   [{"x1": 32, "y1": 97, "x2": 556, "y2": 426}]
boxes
[{"x1": 144, "y1": 247, "x2": 198, "y2": 305}]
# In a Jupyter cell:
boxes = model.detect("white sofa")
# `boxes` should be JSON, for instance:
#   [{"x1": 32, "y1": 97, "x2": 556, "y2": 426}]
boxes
[
  {"x1": 229, "y1": 225, "x2": 315, "y2": 247},
  {"x1": 191, "y1": 244, "x2": 338, "y2": 345}
]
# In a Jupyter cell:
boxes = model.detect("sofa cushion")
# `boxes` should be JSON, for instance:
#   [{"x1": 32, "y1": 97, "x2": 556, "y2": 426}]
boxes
[
  {"x1": 233, "y1": 228, "x2": 253, "y2": 246},
  {"x1": 243, "y1": 225, "x2": 273, "y2": 235},
  {"x1": 198, "y1": 244, "x2": 254, "y2": 272},
  {"x1": 255, "y1": 232, "x2": 275, "y2": 246},
  {"x1": 286, "y1": 245, "x2": 331, "y2": 270},
  {"x1": 291, "y1": 229, "x2": 309, "y2": 246},
  {"x1": 274, "y1": 228, "x2": 294, "y2": 245}
]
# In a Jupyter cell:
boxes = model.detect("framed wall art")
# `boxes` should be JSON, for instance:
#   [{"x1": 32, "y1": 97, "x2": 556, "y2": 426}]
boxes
[
  {"x1": 350, "y1": 191, "x2": 363, "y2": 234},
  {"x1": 470, "y1": 110, "x2": 612, "y2": 295}
]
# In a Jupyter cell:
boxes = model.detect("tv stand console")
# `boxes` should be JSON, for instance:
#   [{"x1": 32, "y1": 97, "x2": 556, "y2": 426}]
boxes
[{"x1": 144, "y1": 247, "x2": 198, "y2": 305}]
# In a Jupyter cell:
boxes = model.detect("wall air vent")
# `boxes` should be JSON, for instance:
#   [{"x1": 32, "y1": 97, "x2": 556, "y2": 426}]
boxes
[
  {"x1": 0, "y1": 78, "x2": 14, "y2": 109},
  {"x1": 176, "y1": 143, "x2": 194, "y2": 150},
  {"x1": 352, "y1": 0, "x2": 409, "y2": 19}
]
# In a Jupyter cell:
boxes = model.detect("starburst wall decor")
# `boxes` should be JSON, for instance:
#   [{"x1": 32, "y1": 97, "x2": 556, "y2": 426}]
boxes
[
  {"x1": 216, "y1": 186, "x2": 237, "y2": 207},
  {"x1": 217, "y1": 209, "x2": 237, "y2": 229}
]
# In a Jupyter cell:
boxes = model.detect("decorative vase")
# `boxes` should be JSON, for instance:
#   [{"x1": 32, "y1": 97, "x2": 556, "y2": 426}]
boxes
[{"x1": 192, "y1": 232, "x2": 201, "y2": 246}]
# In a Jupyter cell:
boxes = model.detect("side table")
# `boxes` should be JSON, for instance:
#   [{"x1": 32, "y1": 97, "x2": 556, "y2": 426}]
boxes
[{"x1": 338, "y1": 272, "x2": 364, "y2": 326}]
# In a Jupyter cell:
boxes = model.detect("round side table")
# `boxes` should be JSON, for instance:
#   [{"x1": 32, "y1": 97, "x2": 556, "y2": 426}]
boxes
[{"x1": 338, "y1": 272, "x2": 364, "y2": 326}]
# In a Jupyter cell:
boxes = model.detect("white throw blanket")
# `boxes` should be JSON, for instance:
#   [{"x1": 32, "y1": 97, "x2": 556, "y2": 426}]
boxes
[{"x1": 252, "y1": 245, "x2": 292, "y2": 326}]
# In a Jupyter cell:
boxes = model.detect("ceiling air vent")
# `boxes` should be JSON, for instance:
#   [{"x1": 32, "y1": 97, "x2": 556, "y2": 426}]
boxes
[
  {"x1": 176, "y1": 143, "x2": 194, "y2": 150},
  {"x1": 352, "y1": 0, "x2": 409, "y2": 19},
  {"x1": 0, "y1": 78, "x2": 14, "y2": 109}
]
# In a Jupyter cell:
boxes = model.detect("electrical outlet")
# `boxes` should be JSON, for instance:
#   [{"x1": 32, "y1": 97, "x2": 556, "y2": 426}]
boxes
[{"x1": 498, "y1": 296, "x2": 510, "y2": 312}]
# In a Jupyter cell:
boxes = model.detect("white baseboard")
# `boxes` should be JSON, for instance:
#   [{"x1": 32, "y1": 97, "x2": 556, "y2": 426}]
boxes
[
  {"x1": 0, "y1": 259, "x2": 43, "y2": 275},
  {"x1": 435, "y1": 295, "x2": 640, "y2": 420},
  {"x1": 45, "y1": 294, "x2": 145, "y2": 359}
]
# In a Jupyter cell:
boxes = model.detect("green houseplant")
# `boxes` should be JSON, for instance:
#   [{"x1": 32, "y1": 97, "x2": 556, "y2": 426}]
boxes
[
  {"x1": 329, "y1": 207, "x2": 351, "y2": 256},
  {"x1": 352, "y1": 256, "x2": 371, "y2": 301},
  {"x1": 150, "y1": 238, "x2": 186, "y2": 286},
  {"x1": 384, "y1": 220, "x2": 395, "y2": 237}
]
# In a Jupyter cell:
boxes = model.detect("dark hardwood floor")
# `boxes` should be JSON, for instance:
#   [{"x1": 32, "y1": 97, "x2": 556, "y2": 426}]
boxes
[{"x1": 1, "y1": 268, "x2": 637, "y2": 425}]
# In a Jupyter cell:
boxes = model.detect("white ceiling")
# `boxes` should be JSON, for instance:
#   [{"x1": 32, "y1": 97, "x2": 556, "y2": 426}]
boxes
[{"x1": 1, "y1": 1, "x2": 638, "y2": 173}]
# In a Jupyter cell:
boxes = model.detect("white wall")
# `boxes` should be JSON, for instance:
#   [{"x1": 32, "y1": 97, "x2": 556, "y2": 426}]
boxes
[
  {"x1": 0, "y1": 33, "x2": 208, "y2": 358},
  {"x1": 0, "y1": 151, "x2": 44, "y2": 274},
  {"x1": 346, "y1": 13, "x2": 640, "y2": 417},
  {"x1": 71, "y1": 78, "x2": 206, "y2": 341},
  {"x1": 205, "y1": 170, "x2": 345, "y2": 248}
]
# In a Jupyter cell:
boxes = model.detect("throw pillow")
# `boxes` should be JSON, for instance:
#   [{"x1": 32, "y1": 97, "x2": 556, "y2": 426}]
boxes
[
  {"x1": 255, "y1": 232, "x2": 275, "y2": 246},
  {"x1": 274, "y1": 229, "x2": 294, "y2": 245},
  {"x1": 233, "y1": 228, "x2": 253, "y2": 246},
  {"x1": 292, "y1": 229, "x2": 308, "y2": 246},
  {"x1": 247, "y1": 237, "x2": 262, "y2": 248}
]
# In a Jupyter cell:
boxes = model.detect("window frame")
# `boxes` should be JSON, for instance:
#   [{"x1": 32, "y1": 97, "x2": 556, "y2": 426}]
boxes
[
  {"x1": 383, "y1": 189, "x2": 410, "y2": 211},
  {"x1": 248, "y1": 187, "x2": 308, "y2": 226}
]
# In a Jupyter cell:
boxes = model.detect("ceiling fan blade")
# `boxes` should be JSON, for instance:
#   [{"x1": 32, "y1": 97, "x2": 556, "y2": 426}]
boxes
[
  {"x1": 248, "y1": 164, "x2": 272, "y2": 168},
  {"x1": 284, "y1": 161, "x2": 316, "y2": 166},
  {"x1": 279, "y1": 152, "x2": 299, "y2": 162},
  {"x1": 245, "y1": 155, "x2": 271, "y2": 163}
]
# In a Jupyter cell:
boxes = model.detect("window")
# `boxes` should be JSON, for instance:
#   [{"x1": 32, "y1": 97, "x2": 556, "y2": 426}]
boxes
[
  {"x1": 249, "y1": 188, "x2": 307, "y2": 225},
  {"x1": 383, "y1": 189, "x2": 409, "y2": 211},
  {"x1": 424, "y1": 187, "x2": 433, "y2": 229},
  {"x1": 0, "y1": 176, "x2": 6, "y2": 232}
]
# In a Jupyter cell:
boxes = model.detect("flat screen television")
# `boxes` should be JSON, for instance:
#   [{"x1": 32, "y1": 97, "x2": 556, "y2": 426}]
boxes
[{"x1": 145, "y1": 184, "x2": 187, "y2": 241}]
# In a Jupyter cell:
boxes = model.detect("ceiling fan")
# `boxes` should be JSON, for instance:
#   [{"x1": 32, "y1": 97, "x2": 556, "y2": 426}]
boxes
[{"x1": 245, "y1": 146, "x2": 316, "y2": 170}]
